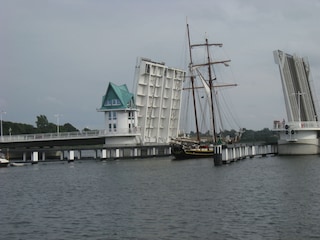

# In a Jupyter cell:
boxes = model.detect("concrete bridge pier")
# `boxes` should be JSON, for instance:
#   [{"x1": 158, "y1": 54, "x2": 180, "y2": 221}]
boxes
[
  {"x1": 135, "y1": 148, "x2": 140, "y2": 157},
  {"x1": 32, "y1": 151, "x2": 38, "y2": 163},
  {"x1": 68, "y1": 150, "x2": 75, "y2": 162},
  {"x1": 250, "y1": 146, "x2": 256, "y2": 158},
  {"x1": 115, "y1": 149, "x2": 120, "y2": 158},
  {"x1": 213, "y1": 145, "x2": 223, "y2": 166},
  {"x1": 223, "y1": 148, "x2": 229, "y2": 163},
  {"x1": 101, "y1": 149, "x2": 107, "y2": 159}
]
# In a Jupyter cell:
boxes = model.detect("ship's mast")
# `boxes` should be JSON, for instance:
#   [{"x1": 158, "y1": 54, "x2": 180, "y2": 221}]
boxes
[
  {"x1": 189, "y1": 34, "x2": 231, "y2": 144},
  {"x1": 205, "y1": 38, "x2": 217, "y2": 143},
  {"x1": 187, "y1": 24, "x2": 201, "y2": 142},
  {"x1": 186, "y1": 23, "x2": 232, "y2": 144}
]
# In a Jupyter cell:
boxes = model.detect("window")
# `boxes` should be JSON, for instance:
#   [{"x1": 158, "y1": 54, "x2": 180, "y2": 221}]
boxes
[
  {"x1": 108, "y1": 123, "x2": 112, "y2": 132},
  {"x1": 108, "y1": 112, "x2": 112, "y2": 120},
  {"x1": 106, "y1": 99, "x2": 121, "y2": 106},
  {"x1": 128, "y1": 111, "x2": 134, "y2": 120},
  {"x1": 113, "y1": 123, "x2": 117, "y2": 132},
  {"x1": 113, "y1": 112, "x2": 117, "y2": 120},
  {"x1": 146, "y1": 64, "x2": 150, "y2": 74},
  {"x1": 112, "y1": 99, "x2": 121, "y2": 105},
  {"x1": 105, "y1": 99, "x2": 112, "y2": 106}
]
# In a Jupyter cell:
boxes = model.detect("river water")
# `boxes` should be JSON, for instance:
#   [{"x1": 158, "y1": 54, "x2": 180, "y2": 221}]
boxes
[{"x1": 1, "y1": 155, "x2": 320, "y2": 240}]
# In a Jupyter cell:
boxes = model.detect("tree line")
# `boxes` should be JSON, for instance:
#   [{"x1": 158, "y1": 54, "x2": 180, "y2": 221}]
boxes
[
  {"x1": 189, "y1": 128, "x2": 278, "y2": 144},
  {"x1": 1, "y1": 115, "x2": 82, "y2": 135},
  {"x1": 2, "y1": 116, "x2": 278, "y2": 143}
]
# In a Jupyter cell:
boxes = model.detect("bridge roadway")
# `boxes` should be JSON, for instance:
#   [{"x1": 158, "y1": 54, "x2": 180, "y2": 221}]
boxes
[
  {"x1": 0, "y1": 130, "x2": 108, "y2": 149},
  {"x1": 0, "y1": 130, "x2": 278, "y2": 162},
  {"x1": 0, "y1": 130, "x2": 173, "y2": 161}
]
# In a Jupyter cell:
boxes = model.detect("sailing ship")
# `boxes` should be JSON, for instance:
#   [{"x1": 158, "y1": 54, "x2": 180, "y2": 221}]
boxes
[{"x1": 171, "y1": 24, "x2": 243, "y2": 160}]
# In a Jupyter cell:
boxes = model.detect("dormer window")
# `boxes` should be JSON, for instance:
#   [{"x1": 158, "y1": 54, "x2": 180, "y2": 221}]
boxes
[
  {"x1": 112, "y1": 99, "x2": 121, "y2": 105},
  {"x1": 105, "y1": 100, "x2": 112, "y2": 106},
  {"x1": 105, "y1": 99, "x2": 121, "y2": 106}
]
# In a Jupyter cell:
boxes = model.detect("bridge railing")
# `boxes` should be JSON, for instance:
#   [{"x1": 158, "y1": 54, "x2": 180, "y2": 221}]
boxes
[
  {"x1": 273, "y1": 120, "x2": 320, "y2": 129},
  {"x1": 0, "y1": 127, "x2": 141, "y2": 143}
]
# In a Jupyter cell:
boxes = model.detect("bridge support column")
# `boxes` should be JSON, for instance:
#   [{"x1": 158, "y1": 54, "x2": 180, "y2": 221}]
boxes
[
  {"x1": 135, "y1": 148, "x2": 140, "y2": 157},
  {"x1": 101, "y1": 149, "x2": 107, "y2": 159},
  {"x1": 32, "y1": 152, "x2": 38, "y2": 163},
  {"x1": 23, "y1": 152, "x2": 27, "y2": 162},
  {"x1": 133, "y1": 148, "x2": 138, "y2": 157},
  {"x1": 231, "y1": 148, "x2": 234, "y2": 161},
  {"x1": 224, "y1": 148, "x2": 229, "y2": 163},
  {"x1": 213, "y1": 145, "x2": 222, "y2": 166},
  {"x1": 245, "y1": 146, "x2": 249, "y2": 158},
  {"x1": 42, "y1": 152, "x2": 45, "y2": 161},
  {"x1": 262, "y1": 145, "x2": 267, "y2": 157},
  {"x1": 166, "y1": 146, "x2": 170, "y2": 155},
  {"x1": 251, "y1": 146, "x2": 255, "y2": 158},
  {"x1": 234, "y1": 147, "x2": 239, "y2": 160},
  {"x1": 152, "y1": 147, "x2": 156, "y2": 156},
  {"x1": 68, "y1": 150, "x2": 75, "y2": 162}
]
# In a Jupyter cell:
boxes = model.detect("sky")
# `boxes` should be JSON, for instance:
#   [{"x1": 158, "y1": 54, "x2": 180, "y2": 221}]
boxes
[{"x1": 1, "y1": 0, "x2": 320, "y2": 131}]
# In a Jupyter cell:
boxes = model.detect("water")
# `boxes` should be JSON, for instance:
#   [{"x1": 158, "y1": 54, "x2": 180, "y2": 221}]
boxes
[{"x1": 1, "y1": 155, "x2": 320, "y2": 239}]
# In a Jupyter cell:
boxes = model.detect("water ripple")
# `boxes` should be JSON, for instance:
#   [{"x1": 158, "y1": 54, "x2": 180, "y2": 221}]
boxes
[{"x1": 1, "y1": 157, "x2": 320, "y2": 239}]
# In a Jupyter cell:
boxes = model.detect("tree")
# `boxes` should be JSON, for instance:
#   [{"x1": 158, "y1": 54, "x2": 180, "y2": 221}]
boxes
[
  {"x1": 1, "y1": 117, "x2": 79, "y2": 135},
  {"x1": 2, "y1": 121, "x2": 36, "y2": 135},
  {"x1": 36, "y1": 115, "x2": 49, "y2": 130},
  {"x1": 35, "y1": 115, "x2": 55, "y2": 133},
  {"x1": 61, "y1": 123, "x2": 78, "y2": 132}
]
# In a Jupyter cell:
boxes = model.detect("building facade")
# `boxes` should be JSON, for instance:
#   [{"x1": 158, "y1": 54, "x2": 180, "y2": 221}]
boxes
[{"x1": 97, "y1": 82, "x2": 141, "y2": 145}]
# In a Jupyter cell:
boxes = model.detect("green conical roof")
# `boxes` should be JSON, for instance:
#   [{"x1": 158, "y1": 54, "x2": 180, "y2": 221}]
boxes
[{"x1": 100, "y1": 82, "x2": 135, "y2": 110}]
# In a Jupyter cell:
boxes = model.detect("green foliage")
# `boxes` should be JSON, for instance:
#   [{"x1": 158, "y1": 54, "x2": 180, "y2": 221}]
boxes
[
  {"x1": 35, "y1": 115, "x2": 56, "y2": 133},
  {"x1": 240, "y1": 128, "x2": 278, "y2": 143},
  {"x1": 61, "y1": 123, "x2": 78, "y2": 132},
  {"x1": 184, "y1": 128, "x2": 278, "y2": 144},
  {"x1": 2, "y1": 121, "x2": 36, "y2": 135},
  {"x1": 2, "y1": 115, "x2": 79, "y2": 135}
]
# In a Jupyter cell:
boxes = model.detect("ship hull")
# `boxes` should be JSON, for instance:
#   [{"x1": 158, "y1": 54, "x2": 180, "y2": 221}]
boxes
[{"x1": 170, "y1": 144, "x2": 214, "y2": 160}]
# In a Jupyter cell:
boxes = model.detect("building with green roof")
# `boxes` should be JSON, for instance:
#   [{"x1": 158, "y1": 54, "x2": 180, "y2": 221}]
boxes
[
  {"x1": 97, "y1": 82, "x2": 141, "y2": 145},
  {"x1": 98, "y1": 58, "x2": 185, "y2": 146}
]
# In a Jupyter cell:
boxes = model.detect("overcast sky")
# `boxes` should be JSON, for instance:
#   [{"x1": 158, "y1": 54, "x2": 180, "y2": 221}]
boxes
[{"x1": 1, "y1": 0, "x2": 320, "y2": 131}]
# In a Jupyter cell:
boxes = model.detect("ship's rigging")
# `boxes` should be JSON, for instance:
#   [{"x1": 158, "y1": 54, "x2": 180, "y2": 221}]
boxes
[{"x1": 180, "y1": 24, "x2": 241, "y2": 143}]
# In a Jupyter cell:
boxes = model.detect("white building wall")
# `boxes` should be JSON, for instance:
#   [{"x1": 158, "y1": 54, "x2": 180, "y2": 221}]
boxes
[
  {"x1": 104, "y1": 110, "x2": 137, "y2": 135},
  {"x1": 134, "y1": 58, "x2": 185, "y2": 144}
]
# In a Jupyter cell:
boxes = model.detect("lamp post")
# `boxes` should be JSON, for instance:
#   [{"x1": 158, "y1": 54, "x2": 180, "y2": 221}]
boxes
[
  {"x1": 54, "y1": 114, "x2": 62, "y2": 136},
  {"x1": 0, "y1": 110, "x2": 6, "y2": 141}
]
